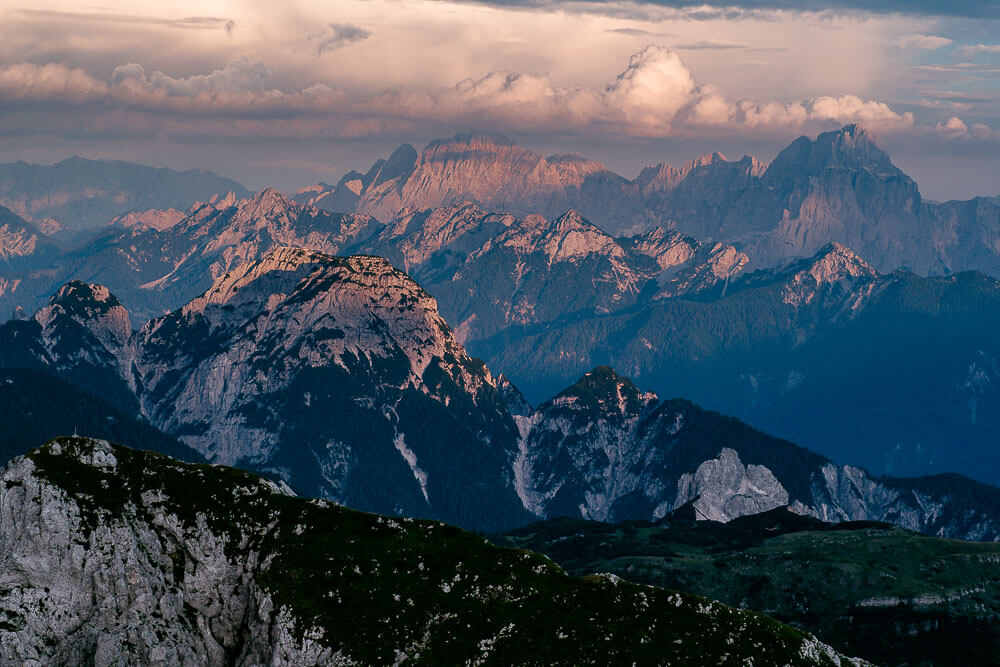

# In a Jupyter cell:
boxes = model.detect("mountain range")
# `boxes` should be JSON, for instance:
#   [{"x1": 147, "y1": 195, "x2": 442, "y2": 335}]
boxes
[
  {"x1": 0, "y1": 157, "x2": 248, "y2": 236},
  {"x1": 4, "y1": 252, "x2": 1000, "y2": 542},
  {"x1": 0, "y1": 147, "x2": 997, "y2": 487},
  {"x1": 298, "y1": 126, "x2": 1000, "y2": 277}
]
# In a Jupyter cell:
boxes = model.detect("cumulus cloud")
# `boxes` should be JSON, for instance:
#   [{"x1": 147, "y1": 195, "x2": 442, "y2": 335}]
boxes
[
  {"x1": 111, "y1": 58, "x2": 270, "y2": 96},
  {"x1": 895, "y1": 34, "x2": 952, "y2": 50},
  {"x1": 310, "y1": 23, "x2": 372, "y2": 55},
  {"x1": 607, "y1": 46, "x2": 697, "y2": 124},
  {"x1": 0, "y1": 46, "x2": 980, "y2": 144},
  {"x1": 374, "y1": 45, "x2": 913, "y2": 136},
  {"x1": 0, "y1": 62, "x2": 108, "y2": 103}
]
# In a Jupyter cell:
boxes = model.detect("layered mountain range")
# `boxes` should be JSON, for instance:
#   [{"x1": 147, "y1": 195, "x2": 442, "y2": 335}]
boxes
[
  {"x1": 0, "y1": 157, "x2": 247, "y2": 236},
  {"x1": 0, "y1": 436, "x2": 866, "y2": 665},
  {"x1": 4, "y1": 252, "x2": 1000, "y2": 542},
  {"x1": 1, "y1": 168, "x2": 998, "y2": 485},
  {"x1": 474, "y1": 243, "x2": 1000, "y2": 482},
  {"x1": 299, "y1": 126, "x2": 1000, "y2": 276}
]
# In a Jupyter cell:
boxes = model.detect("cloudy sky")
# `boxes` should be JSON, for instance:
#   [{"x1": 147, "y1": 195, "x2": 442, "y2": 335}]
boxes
[{"x1": 1, "y1": 0, "x2": 999, "y2": 199}]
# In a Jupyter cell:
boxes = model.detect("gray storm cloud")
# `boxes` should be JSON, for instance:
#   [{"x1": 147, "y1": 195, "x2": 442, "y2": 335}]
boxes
[{"x1": 312, "y1": 23, "x2": 373, "y2": 55}]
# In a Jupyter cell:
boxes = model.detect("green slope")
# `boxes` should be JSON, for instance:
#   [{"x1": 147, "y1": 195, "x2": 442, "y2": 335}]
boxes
[{"x1": 493, "y1": 508, "x2": 1000, "y2": 666}]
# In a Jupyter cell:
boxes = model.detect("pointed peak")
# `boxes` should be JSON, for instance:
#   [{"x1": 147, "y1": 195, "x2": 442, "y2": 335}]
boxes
[
  {"x1": 683, "y1": 151, "x2": 727, "y2": 173},
  {"x1": 249, "y1": 187, "x2": 294, "y2": 206},
  {"x1": 553, "y1": 209, "x2": 599, "y2": 229},
  {"x1": 387, "y1": 143, "x2": 418, "y2": 165},
  {"x1": 802, "y1": 242, "x2": 878, "y2": 282},
  {"x1": 231, "y1": 188, "x2": 301, "y2": 221},
  {"x1": 36, "y1": 281, "x2": 131, "y2": 347},
  {"x1": 49, "y1": 281, "x2": 122, "y2": 310},
  {"x1": 546, "y1": 366, "x2": 656, "y2": 416}
]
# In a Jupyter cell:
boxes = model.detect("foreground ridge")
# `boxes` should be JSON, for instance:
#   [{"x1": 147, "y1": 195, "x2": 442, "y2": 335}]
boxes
[{"x1": 0, "y1": 437, "x2": 866, "y2": 666}]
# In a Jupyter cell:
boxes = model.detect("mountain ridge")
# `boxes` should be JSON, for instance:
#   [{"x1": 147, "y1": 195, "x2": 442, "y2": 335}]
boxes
[
  {"x1": 297, "y1": 126, "x2": 1000, "y2": 277},
  {"x1": 4, "y1": 263, "x2": 1000, "y2": 541}
]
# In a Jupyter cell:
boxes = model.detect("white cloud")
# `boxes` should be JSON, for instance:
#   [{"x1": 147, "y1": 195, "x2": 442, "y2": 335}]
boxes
[
  {"x1": 955, "y1": 43, "x2": 1000, "y2": 56},
  {"x1": 0, "y1": 62, "x2": 108, "y2": 103},
  {"x1": 895, "y1": 34, "x2": 952, "y2": 50},
  {"x1": 0, "y1": 46, "x2": 979, "y2": 146},
  {"x1": 111, "y1": 58, "x2": 270, "y2": 96}
]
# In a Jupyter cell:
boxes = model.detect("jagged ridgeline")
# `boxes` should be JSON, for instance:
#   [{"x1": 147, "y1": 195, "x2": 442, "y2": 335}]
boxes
[
  {"x1": 2, "y1": 131, "x2": 997, "y2": 485},
  {"x1": 4, "y1": 250, "x2": 1000, "y2": 541},
  {"x1": 0, "y1": 437, "x2": 866, "y2": 666}
]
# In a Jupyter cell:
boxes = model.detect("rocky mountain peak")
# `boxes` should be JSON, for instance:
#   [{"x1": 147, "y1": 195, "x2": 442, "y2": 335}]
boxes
[
  {"x1": 803, "y1": 242, "x2": 879, "y2": 284},
  {"x1": 766, "y1": 124, "x2": 898, "y2": 183},
  {"x1": 490, "y1": 210, "x2": 623, "y2": 262},
  {"x1": 683, "y1": 151, "x2": 727, "y2": 174},
  {"x1": 239, "y1": 187, "x2": 299, "y2": 220},
  {"x1": 34, "y1": 280, "x2": 131, "y2": 349},
  {"x1": 185, "y1": 246, "x2": 335, "y2": 313},
  {"x1": 635, "y1": 162, "x2": 683, "y2": 192},
  {"x1": 0, "y1": 205, "x2": 47, "y2": 259},
  {"x1": 549, "y1": 366, "x2": 656, "y2": 418},
  {"x1": 374, "y1": 143, "x2": 418, "y2": 183}
]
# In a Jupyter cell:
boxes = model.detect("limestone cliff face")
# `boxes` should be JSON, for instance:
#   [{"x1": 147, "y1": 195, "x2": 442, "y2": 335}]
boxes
[
  {"x1": 0, "y1": 439, "x2": 311, "y2": 665},
  {"x1": 302, "y1": 126, "x2": 1000, "y2": 277},
  {"x1": 348, "y1": 134, "x2": 647, "y2": 235},
  {"x1": 5, "y1": 248, "x2": 529, "y2": 531}
]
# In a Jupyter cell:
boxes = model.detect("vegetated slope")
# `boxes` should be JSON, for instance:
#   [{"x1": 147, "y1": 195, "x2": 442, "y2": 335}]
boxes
[
  {"x1": 495, "y1": 507, "x2": 1000, "y2": 667},
  {"x1": 0, "y1": 437, "x2": 866, "y2": 666}
]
